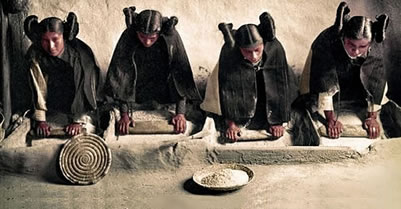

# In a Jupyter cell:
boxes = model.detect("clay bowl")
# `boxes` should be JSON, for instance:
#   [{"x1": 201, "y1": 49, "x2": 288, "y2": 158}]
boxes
[{"x1": 192, "y1": 164, "x2": 254, "y2": 191}]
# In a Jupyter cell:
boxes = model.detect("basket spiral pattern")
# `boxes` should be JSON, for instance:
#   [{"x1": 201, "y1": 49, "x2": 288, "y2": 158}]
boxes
[{"x1": 59, "y1": 133, "x2": 112, "y2": 185}]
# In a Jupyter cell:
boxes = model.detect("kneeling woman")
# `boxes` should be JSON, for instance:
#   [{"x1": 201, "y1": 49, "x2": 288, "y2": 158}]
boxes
[
  {"x1": 295, "y1": 2, "x2": 390, "y2": 144},
  {"x1": 201, "y1": 12, "x2": 298, "y2": 142},
  {"x1": 24, "y1": 13, "x2": 99, "y2": 137}
]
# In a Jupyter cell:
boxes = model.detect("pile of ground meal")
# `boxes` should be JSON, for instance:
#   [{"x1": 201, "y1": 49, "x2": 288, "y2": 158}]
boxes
[
  {"x1": 131, "y1": 110, "x2": 172, "y2": 121},
  {"x1": 201, "y1": 169, "x2": 249, "y2": 188}
]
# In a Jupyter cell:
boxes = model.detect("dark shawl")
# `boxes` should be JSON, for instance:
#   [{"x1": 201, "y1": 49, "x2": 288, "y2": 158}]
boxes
[
  {"x1": 218, "y1": 39, "x2": 298, "y2": 124},
  {"x1": 308, "y1": 26, "x2": 387, "y2": 108},
  {"x1": 104, "y1": 23, "x2": 201, "y2": 111},
  {"x1": 26, "y1": 38, "x2": 99, "y2": 115}
]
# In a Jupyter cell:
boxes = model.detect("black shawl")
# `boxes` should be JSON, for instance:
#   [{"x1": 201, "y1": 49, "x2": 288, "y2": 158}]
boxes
[
  {"x1": 218, "y1": 39, "x2": 298, "y2": 124},
  {"x1": 308, "y1": 26, "x2": 387, "y2": 108},
  {"x1": 26, "y1": 39, "x2": 99, "y2": 115},
  {"x1": 104, "y1": 21, "x2": 201, "y2": 110}
]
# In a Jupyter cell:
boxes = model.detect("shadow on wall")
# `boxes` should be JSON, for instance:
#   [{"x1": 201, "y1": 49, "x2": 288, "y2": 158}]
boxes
[
  {"x1": 2, "y1": 0, "x2": 31, "y2": 129},
  {"x1": 9, "y1": 12, "x2": 32, "y2": 114}
]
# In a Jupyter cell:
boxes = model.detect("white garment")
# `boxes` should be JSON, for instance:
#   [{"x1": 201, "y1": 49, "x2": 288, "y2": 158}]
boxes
[{"x1": 200, "y1": 64, "x2": 222, "y2": 116}]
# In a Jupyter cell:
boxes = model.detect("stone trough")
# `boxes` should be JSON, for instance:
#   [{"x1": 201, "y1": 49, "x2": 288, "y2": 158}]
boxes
[{"x1": 0, "y1": 111, "x2": 384, "y2": 181}]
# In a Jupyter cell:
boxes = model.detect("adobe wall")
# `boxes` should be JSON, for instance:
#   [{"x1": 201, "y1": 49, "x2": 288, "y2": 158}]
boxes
[{"x1": 27, "y1": 0, "x2": 400, "y2": 96}]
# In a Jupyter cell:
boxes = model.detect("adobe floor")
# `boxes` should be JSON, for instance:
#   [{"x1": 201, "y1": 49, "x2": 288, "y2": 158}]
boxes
[
  {"x1": 1, "y1": 139, "x2": 400, "y2": 209},
  {"x1": 0, "y1": 117, "x2": 400, "y2": 209}
]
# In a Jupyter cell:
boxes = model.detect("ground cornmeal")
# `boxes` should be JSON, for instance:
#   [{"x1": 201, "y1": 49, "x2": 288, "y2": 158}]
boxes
[{"x1": 201, "y1": 169, "x2": 249, "y2": 187}]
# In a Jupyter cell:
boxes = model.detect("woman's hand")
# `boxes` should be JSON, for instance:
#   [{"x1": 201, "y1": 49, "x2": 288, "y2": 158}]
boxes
[
  {"x1": 36, "y1": 121, "x2": 51, "y2": 138},
  {"x1": 66, "y1": 123, "x2": 82, "y2": 136},
  {"x1": 269, "y1": 124, "x2": 285, "y2": 138},
  {"x1": 364, "y1": 112, "x2": 380, "y2": 139},
  {"x1": 171, "y1": 113, "x2": 186, "y2": 134},
  {"x1": 326, "y1": 119, "x2": 343, "y2": 139},
  {"x1": 324, "y1": 110, "x2": 343, "y2": 139},
  {"x1": 118, "y1": 112, "x2": 134, "y2": 135},
  {"x1": 225, "y1": 120, "x2": 241, "y2": 142}
]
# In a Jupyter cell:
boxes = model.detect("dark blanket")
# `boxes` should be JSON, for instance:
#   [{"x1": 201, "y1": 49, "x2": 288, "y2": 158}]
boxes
[
  {"x1": 104, "y1": 27, "x2": 201, "y2": 112},
  {"x1": 308, "y1": 26, "x2": 387, "y2": 108},
  {"x1": 292, "y1": 26, "x2": 388, "y2": 146},
  {"x1": 26, "y1": 39, "x2": 99, "y2": 116},
  {"x1": 218, "y1": 39, "x2": 298, "y2": 125}
]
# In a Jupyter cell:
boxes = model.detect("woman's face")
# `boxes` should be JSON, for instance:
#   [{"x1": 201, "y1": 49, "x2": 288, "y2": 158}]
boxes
[
  {"x1": 41, "y1": 32, "x2": 65, "y2": 57},
  {"x1": 239, "y1": 43, "x2": 264, "y2": 64},
  {"x1": 343, "y1": 37, "x2": 371, "y2": 58},
  {"x1": 137, "y1": 32, "x2": 159, "y2": 48}
]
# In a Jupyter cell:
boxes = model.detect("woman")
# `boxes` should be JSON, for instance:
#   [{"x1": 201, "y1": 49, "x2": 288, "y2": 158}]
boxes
[
  {"x1": 104, "y1": 7, "x2": 201, "y2": 135},
  {"x1": 295, "y1": 2, "x2": 389, "y2": 144},
  {"x1": 201, "y1": 12, "x2": 298, "y2": 142},
  {"x1": 24, "y1": 12, "x2": 100, "y2": 137}
]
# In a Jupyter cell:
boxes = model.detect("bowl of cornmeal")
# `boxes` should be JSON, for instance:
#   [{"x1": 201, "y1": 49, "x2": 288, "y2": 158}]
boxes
[{"x1": 192, "y1": 164, "x2": 254, "y2": 191}]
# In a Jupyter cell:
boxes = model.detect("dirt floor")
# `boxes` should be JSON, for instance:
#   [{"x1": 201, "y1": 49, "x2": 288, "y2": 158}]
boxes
[{"x1": 1, "y1": 139, "x2": 401, "y2": 209}]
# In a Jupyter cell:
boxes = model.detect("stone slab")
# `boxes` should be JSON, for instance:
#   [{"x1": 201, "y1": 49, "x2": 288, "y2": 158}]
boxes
[
  {"x1": 0, "y1": 135, "x2": 387, "y2": 177},
  {"x1": 0, "y1": 116, "x2": 396, "y2": 176}
]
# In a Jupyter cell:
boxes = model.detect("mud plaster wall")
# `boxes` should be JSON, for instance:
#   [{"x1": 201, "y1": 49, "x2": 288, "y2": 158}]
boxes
[{"x1": 27, "y1": 0, "x2": 400, "y2": 97}]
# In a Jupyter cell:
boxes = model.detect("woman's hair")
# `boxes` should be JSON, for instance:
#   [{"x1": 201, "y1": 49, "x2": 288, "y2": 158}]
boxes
[
  {"x1": 235, "y1": 24, "x2": 263, "y2": 48},
  {"x1": 342, "y1": 16, "x2": 373, "y2": 41},
  {"x1": 135, "y1": 10, "x2": 163, "y2": 34},
  {"x1": 24, "y1": 12, "x2": 79, "y2": 43},
  {"x1": 38, "y1": 17, "x2": 64, "y2": 34}
]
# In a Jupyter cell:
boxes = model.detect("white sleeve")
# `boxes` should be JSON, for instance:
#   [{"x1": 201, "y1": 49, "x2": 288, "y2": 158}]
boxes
[
  {"x1": 368, "y1": 82, "x2": 389, "y2": 112},
  {"x1": 29, "y1": 60, "x2": 48, "y2": 121},
  {"x1": 200, "y1": 64, "x2": 222, "y2": 115},
  {"x1": 318, "y1": 88, "x2": 338, "y2": 111}
]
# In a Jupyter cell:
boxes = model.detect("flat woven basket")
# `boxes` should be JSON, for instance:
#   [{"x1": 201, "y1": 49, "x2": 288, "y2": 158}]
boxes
[{"x1": 59, "y1": 133, "x2": 112, "y2": 185}]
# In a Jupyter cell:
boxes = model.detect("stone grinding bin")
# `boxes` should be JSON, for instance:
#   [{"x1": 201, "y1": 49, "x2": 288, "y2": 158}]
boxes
[
  {"x1": 129, "y1": 110, "x2": 180, "y2": 134},
  {"x1": 105, "y1": 108, "x2": 203, "y2": 136},
  {"x1": 59, "y1": 133, "x2": 112, "y2": 185}
]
